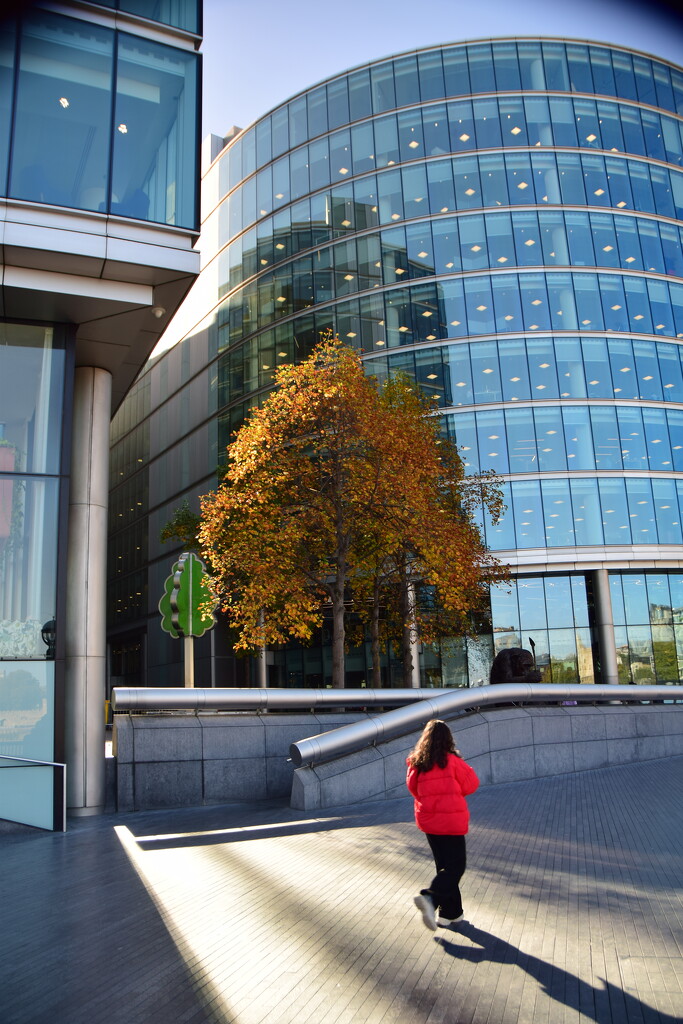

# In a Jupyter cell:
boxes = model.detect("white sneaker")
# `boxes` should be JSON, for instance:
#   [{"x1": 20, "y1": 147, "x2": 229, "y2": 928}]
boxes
[
  {"x1": 437, "y1": 914, "x2": 464, "y2": 926},
  {"x1": 414, "y1": 892, "x2": 437, "y2": 931}
]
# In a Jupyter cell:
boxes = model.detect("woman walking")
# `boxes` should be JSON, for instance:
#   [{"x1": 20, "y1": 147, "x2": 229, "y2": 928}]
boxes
[{"x1": 406, "y1": 719, "x2": 479, "y2": 931}]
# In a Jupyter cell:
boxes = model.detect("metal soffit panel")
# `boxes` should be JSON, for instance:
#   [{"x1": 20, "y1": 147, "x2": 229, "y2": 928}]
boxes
[{"x1": 0, "y1": 204, "x2": 200, "y2": 412}]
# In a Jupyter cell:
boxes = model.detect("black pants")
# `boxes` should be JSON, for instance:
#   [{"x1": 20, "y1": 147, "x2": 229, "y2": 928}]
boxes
[{"x1": 424, "y1": 833, "x2": 467, "y2": 919}]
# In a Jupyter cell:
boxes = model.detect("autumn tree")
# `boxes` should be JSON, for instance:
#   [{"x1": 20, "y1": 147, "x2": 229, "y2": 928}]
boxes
[
  {"x1": 199, "y1": 337, "x2": 399, "y2": 687},
  {"x1": 198, "y1": 336, "x2": 508, "y2": 687},
  {"x1": 160, "y1": 499, "x2": 201, "y2": 551},
  {"x1": 350, "y1": 374, "x2": 507, "y2": 685}
]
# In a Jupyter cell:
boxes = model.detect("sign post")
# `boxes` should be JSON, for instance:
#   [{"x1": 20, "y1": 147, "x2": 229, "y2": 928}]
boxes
[{"x1": 158, "y1": 552, "x2": 217, "y2": 686}]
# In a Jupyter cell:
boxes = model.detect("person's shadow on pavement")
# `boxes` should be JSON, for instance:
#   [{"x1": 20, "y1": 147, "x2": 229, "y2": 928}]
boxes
[{"x1": 437, "y1": 921, "x2": 679, "y2": 1024}]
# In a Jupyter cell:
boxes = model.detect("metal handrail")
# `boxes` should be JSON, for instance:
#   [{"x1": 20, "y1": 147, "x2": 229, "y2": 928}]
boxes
[
  {"x1": 111, "y1": 686, "x2": 453, "y2": 712},
  {"x1": 288, "y1": 683, "x2": 683, "y2": 767}
]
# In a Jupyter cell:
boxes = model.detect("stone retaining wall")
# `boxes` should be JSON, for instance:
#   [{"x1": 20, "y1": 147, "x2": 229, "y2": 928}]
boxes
[
  {"x1": 113, "y1": 703, "x2": 683, "y2": 813},
  {"x1": 291, "y1": 703, "x2": 683, "y2": 810},
  {"x1": 113, "y1": 711, "x2": 365, "y2": 811}
]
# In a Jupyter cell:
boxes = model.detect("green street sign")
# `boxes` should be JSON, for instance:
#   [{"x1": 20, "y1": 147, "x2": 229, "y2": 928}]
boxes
[{"x1": 159, "y1": 552, "x2": 216, "y2": 638}]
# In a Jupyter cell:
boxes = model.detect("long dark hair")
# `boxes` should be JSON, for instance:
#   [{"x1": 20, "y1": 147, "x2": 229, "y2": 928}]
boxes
[{"x1": 408, "y1": 719, "x2": 457, "y2": 772}]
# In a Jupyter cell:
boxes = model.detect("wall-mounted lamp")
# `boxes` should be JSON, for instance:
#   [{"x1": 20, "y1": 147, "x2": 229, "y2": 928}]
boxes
[
  {"x1": 151, "y1": 306, "x2": 166, "y2": 319},
  {"x1": 41, "y1": 619, "x2": 56, "y2": 660}
]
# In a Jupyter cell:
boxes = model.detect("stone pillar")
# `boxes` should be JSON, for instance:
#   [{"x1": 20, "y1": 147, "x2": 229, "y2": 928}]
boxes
[
  {"x1": 65, "y1": 367, "x2": 112, "y2": 814},
  {"x1": 592, "y1": 568, "x2": 619, "y2": 686}
]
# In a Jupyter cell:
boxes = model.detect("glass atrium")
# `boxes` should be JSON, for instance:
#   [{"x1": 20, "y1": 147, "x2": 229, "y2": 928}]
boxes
[{"x1": 109, "y1": 38, "x2": 683, "y2": 688}]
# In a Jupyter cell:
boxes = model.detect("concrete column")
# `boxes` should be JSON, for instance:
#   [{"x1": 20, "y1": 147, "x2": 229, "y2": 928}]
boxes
[
  {"x1": 592, "y1": 568, "x2": 619, "y2": 685},
  {"x1": 65, "y1": 367, "x2": 112, "y2": 814}
]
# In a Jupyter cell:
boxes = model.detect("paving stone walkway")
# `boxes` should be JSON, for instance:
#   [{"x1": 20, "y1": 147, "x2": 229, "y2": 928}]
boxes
[{"x1": 1, "y1": 756, "x2": 682, "y2": 1024}]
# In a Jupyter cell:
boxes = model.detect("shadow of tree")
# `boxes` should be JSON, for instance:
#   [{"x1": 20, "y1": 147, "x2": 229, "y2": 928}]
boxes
[{"x1": 438, "y1": 922, "x2": 679, "y2": 1023}]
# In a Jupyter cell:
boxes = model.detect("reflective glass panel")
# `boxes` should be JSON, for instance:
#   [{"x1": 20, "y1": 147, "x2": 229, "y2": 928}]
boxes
[
  {"x1": 670, "y1": 575, "x2": 683, "y2": 623},
  {"x1": 564, "y1": 407, "x2": 594, "y2": 470},
  {"x1": 118, "y1": 0, "x2": 200, "y2": 32},
  {"x1": 535, "y1": 406, "x2": 566, "y2": 472},
  {"x1": 627, "y1": 625, "x2": 656, "y2": 683},
  {"x1": 492, "y1": 42, "x2": 521, "y2": 91},
  {"x1": 570, "y1": 479, "x2": 602, "y2": 545},
  {"x1": 547, "y1": 626, "x2": 578, "y2": 681},
  {"x1": 617, "y1": 406, "x2": 647, "y2": 470},
  {"x1": 0, "y1": 477, "x2": 59, "y2": 661},
  {"x1": 505, "y1": 407, "x2": 536, "y2": 472},
  {"x1": 0, "y1": 324, "x2": 64, "y2": 474},
  {"x1": 490, "y1": 581, "x2": 520, "y2": 638},
  {"x1": 511, "y1": 480, "x2": 543, "y2": 547},
  {"x1": 598, "y1": 479, "x2": 630, "y2": 542},
  {"x1": 643, "y1": 408, "x2": 672, "y2": 471},
  {"x1": 625, "y1": 478, "x2": 656, "y2": 541},
  {"x1": 476, "y1": 408, "x2": 507, "y2": 474},
  {"x1": 541, "y1": 479, "x2": 573, "y2": 546},
  {"x1": 555, "y1": 338, "x2": 586, "y2": 398},
  {"x1": 449, "y1": 412, "x2": 477, "y2": 471},
  {"x1": 326, "y1": 79, "x2": 349, "y2": 131},
  {"x1": 348, "y1": 69, "x2": 372, "y2": 121},
  {"x1": 622, "y1": 576, "x2": 648, "y2": 624},
  {"x1": 499, "y1": 338, "x2": 530, "y2": 402},
  {"x1": 112, "y1": 32, "x2": 198, "y2": 227},
  {"x1": 486, "y1": 482, "x2": 514, "y2": 550},
  {"x1": 527, "y1": 339, "x2": 558, "y2": 397},
  {"x1": 10, "y1": 12, "x2": 113, "y2": 211},
  {"x1": 0, "y1": 22, "x2": 15, "y2": 195},
  {"x1": 658, "y1": 342, "x2": 683, "y2": 401},
  {"x1": 427, "y1": 160, "x2": 456, "y2": 214},
  {"x1": 443, "y1": 346, "x2": 472, "y2": 406},
  {"x1": 0, "y1": 661, "x2": 54, "y2": 762},
  {"x1": 518, "y1": 577, "x2": 546, "y2": 630}
]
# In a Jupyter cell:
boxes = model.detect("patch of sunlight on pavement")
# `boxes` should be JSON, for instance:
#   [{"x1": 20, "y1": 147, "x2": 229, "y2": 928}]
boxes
[
  {"x1": 113, "y1": 821, "x2": 409, "y2": 1024},
  {"x1": 134, "y1": 816, "x2": 344, "y2": 844}
]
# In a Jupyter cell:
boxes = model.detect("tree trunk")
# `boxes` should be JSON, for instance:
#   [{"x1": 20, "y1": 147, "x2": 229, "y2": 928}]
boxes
[
  {"x1": 371, "y1": 574, "x2": 381, "y2": 687},
  {"x1": 331, "y1": 584, "x2": 346, "y2": 687},
  {"x1": 399, "y1": 570, "x2": 413, "y2": 686}
]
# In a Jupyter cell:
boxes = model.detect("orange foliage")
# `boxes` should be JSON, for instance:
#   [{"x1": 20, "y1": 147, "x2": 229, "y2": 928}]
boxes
[{"x1": 198, "y1": 336, "x2": 509, "y2": 687}]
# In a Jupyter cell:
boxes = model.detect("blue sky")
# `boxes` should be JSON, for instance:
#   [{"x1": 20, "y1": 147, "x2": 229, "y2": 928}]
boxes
[{"x1": 201, "y1": 0, "x2": 683, "y2": 139}]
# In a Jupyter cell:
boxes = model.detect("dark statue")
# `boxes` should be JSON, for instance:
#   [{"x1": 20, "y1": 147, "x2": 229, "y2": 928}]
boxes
[{"x1": 489, "y1": 647, "x2": 542, "y2": 685}]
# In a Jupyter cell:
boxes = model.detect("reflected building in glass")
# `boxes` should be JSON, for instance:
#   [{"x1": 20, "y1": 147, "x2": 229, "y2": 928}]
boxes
[
  {"x1": 0, "y1": 1, "x2": 201, "y2": 827},
  {"x1": 109, "y1": 37, "x2": 683, "y2": 692}
]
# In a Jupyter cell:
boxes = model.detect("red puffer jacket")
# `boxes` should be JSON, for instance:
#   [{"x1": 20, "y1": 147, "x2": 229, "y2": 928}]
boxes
[{"x1": 406, "y1": 752, "x2": 479, "y2": 835}]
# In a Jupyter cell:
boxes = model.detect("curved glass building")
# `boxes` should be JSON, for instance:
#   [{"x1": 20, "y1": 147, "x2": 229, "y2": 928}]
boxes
[{"x1": 110, "y1": 37, "x2": 683, "y2": 690}]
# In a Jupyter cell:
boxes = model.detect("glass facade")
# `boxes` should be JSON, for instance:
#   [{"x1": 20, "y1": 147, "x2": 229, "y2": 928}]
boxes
[
  {"x1": 109, "y1": 38, "x2": 683, "y2": 689},
  {"x1": 2, "y1": 8, "x2": 200, "y2": 228},
  {"x1": 1, "y1": 0, "x2": 202, "y2": 827},
  {"x1": 95, "y1": 0, "x2": 201, "y2": 34},
  {"x1": 0, "y1": 323, "x2": 69, "y2": 826},
  {"x1": 108, "y1": 317, "x2": 223, "y2": 688}
]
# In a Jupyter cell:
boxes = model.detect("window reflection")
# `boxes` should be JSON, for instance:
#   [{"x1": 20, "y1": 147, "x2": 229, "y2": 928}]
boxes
[
  {"x1": 0, "y1": 661, "x2": 54, "y2": 761},
  {"x1": 464, "y1": 472, "x2": 683, "y2": 552},
  {"x1": 218, "y1": 197, "x2": 683, "y2": 328},
  {"x1": 0, "y1": 325, "x2": 64, "y2": 475},
  {"x1": 6, "y1": 10, "x2": 198, "y2": 228},
  {"x1": 0, "y1": 23, "x2": 15, "y2": 196},
  {"x1": 0, "y1": 478, "x2": 59, "y2": 661},
  {"x1": 10, "y1": 12, "x2": 113, "y2": 212},
  {"x1": 609, "y1": 569, "x2": 683, "y2": 688},
  {"x1": 488, "y1": 575, "x2": 594, "y2": 683}
]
